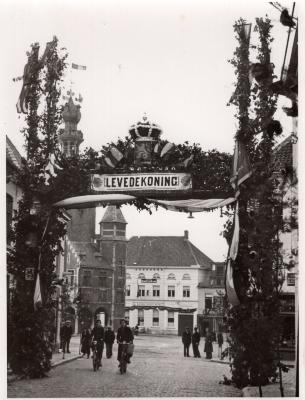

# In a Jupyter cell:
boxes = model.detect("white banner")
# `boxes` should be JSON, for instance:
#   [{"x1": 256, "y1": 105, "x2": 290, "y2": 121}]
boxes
[{"x1": 91, "y1": 173, "x2": 192, "y2": 192}]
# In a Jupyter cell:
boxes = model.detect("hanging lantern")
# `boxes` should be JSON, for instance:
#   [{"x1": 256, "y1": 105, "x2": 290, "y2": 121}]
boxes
[
  {"x1": 30, "y1": 197, "x2": 42, "y2": 215},
  {"x1": 188, "y1": 212, "x2": 194, "y2": 219}
]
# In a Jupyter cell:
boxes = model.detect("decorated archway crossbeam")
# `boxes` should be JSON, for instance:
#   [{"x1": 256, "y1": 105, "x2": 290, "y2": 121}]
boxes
[
  {"x1": 53, "y1": 115, "x2": 235, "y2": 211},
  {"x1": 54, "y1": 193, "x2": 236, "y2": 213}
]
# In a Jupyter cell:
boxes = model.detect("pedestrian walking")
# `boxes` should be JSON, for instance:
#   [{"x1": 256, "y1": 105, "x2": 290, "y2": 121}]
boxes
[
  {"x1": 91, "y1": 320, "x2": 105, "y2": 367},
  {"x1": 217, "y1": 331, "x2": 224, "y2": 358},
  {"x1": 81, "y1": 327, "x2": 91, "y2": 358},
  {"x1": 104, "y1": 326, "x2": 115, "y2": 358},
  {"x1": 182, "y1": 327, "x2": 192, "y2": 357},
  {"x1": 61, "y1": 320, "x2": 73, "y2": 358},
  {"x1": 204, "y1": 327, "x2": 213, "y2": 359},
  {"x1": 192, "y1": 327, "x2": 201, "y2": 358}
]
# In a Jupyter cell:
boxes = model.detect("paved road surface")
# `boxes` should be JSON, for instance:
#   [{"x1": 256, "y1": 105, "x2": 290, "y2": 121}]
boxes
[{"x1": 7, "y1": 335, "x2": 241, "y2": 398}]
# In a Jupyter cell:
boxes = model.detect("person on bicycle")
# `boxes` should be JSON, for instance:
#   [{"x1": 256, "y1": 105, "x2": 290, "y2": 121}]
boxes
[
  {"x1": 117, "y1": 319, "x2": 134, "y2": 367},
  {"x1": 91, "y1": 319, "x2": 105, "y2": 367}
]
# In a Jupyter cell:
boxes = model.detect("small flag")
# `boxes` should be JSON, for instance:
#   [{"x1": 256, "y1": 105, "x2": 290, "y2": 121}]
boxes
[
  {"x1": 230, "y1": 140, "x2": 252, "y2": 197},
  {"x1": 103, "y1": 156, "x2": 116, "y2": 169},
  {"x1": 235, "y1": 23, "x2": 252, "y2": 45},
  {"x1": 43, "y1": 153, "x2": 63, "y2": 185},
  {"x1": 40, "y1": 37, "x2": 57, "y2": 65},
  {"x1": 225, "y1": 259, "x2": 240, "y2": 306},
  {"x1": 110, "y1": 146, "x2": 124, "y2": 163},
  {"x1": 34, "y1": 273, "x2": 42, "y2": 310},
  {"x1": 229, "y1": 202, "x2": 239, "y2": 261},
  {"x1": 72, "y1": 63, "x2": 87, "y2": 71},
  {"x1": 13, "y1": 76, "x2": 23, "y2": 82},
  {"x1": 160, "y1": 142, "x2": 175, "y2": 158}
]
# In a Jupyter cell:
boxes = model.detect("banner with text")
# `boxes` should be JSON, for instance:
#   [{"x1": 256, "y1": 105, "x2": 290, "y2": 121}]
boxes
[{"x1": 91, "y1": 173, "x2": 192, "y2": 193}]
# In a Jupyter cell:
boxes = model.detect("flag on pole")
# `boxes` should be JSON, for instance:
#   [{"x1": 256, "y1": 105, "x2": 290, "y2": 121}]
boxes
[
  {"x1": 225, "y1": 259, "x2": 240, "y2": 306},
  {"x1": 230, "y1": 140, "x2": 252, "y2": 197},
  {"x1": 72, "y1": 63, "x2": 87, "y2": 70},
  {"x1": 160, "y1": 142, "x2": 175, "y2": 158},
  {"x1": 229, "y1": 201, "x2": 239, "y2": 261},
  {"x1": 34, "y1": 273, "x2": 42, "y2": 310}
]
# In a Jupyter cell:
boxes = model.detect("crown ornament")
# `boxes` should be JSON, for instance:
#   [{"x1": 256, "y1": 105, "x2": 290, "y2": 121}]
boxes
[{"x1": 129, "y1": 113, "x2": 162, "y2": 141}]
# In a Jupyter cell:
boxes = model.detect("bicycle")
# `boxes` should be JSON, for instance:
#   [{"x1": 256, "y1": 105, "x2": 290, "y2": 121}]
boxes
[
  {"x1": 118, "y1": 342, "x2": 130, "y2": 374},
  {"x1": 91, "y1": 340, "x2": 102, "y2": 371}
]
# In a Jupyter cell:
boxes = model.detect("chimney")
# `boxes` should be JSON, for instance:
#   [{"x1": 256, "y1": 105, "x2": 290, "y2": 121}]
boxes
[{"x1": 184, "y1": 230, "x2": 189, "y2": 240}]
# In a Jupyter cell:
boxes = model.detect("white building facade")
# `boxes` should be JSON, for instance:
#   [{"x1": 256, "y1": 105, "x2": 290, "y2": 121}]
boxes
[{"x1": 125, "y1": 231, "x2": 214, "y2": 335}]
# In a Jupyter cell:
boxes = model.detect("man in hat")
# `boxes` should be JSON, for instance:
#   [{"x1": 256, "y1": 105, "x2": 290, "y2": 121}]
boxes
[
  {"x1": 182, "y1": 326, "x2": 192, "y2": 357},
  {"x1": 61, "y1": 320, "x2": 73, "y2": 357},
  {"x1": 91, "y1": 319, "x2": 105, "y2": 367},
  {"x1": 104, "y1": 326, "x2": 115, "y2": 359}
]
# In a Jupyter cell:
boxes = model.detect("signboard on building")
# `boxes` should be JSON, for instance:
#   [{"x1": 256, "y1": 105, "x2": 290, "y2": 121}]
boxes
[
  {"x1": 91, "y1": 173, "x2": 192, "y2": 193},
  {"x1": 141, "y1": 278, "x2": 157, "y2": 283}
]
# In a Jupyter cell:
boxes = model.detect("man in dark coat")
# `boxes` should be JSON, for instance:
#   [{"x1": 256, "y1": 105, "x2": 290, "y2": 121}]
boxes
[
  {"x1": 61, "y1": 320, "x2": 73, "y2": 356},
  {"x1": 117, "y1": 319, "x2": 134, "y2": 366},
  {"x1": 81, "y1": 328, "x2": 91, "y2": 358},
  {"x1": 192, "y1": 327, "x2": 201, "y2": 358},
  {"x1": 204, "y1": 327, "x2": 213, "y2": 359},
  {"x1": 182, "y1": 327, "x2": 192, "y2": 357},
  {"x1": 91, "y1": 320, "x2": 105, "y2": 366},
  {"x1": 104, "y1": 326, "x2": 115, "y2": 359}
]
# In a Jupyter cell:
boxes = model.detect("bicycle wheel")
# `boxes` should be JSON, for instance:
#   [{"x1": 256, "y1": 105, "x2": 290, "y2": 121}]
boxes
[{"x1": 93, "y1": 352, "x2": 98, "y2": 371}]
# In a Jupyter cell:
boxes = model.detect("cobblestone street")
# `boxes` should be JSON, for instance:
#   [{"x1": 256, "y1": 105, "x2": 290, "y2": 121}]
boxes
[{"x1": 7, "y1": 335, "x2": 241, "y2": 398}]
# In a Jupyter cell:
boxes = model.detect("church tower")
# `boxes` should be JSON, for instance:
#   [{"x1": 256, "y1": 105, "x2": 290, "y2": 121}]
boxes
[
  {"x1": 98, "y1": 206, "x2": 128, "y2": 330},
  {"x1": 58, "y1": 96, "x2": 84, "y2": 157},
  {"x1": 58, "y1": 96, "x2": 96, "y2": 241}
]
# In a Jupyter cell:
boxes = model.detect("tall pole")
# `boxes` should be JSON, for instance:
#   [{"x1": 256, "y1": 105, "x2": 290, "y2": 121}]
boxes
[{"x1": 111, "y1": 243, "x2": 116, "y2": 328}]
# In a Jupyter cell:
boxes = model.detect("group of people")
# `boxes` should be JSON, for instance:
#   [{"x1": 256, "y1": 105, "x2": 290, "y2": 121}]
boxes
[
  {"x1": 79, "y1": 319, "x2": 134, "y2": 368},
  {"x1": 182, "y1": 327, "x2": 224, "y2": 359}
]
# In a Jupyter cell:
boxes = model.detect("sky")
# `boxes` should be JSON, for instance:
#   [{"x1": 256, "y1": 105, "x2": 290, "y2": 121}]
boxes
[{"x1": 1, "y1": 0, "x2": 299, "y2": 261}]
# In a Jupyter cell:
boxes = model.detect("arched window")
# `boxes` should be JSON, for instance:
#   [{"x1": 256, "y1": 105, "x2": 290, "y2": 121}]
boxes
[
  {"x1": 182, "y1": 273, "x2": 191, "y2": 280},
  {"x1": 167, "y1": 273, "x2": 176, "y2": 280},
  {"x1": 153, "y1": 273, "x2": 160, "y2": 280},
  {"x1": 126, "y1": 273, "x2": 131, "y2": 280},
  {"x1": 138, "y1": 273, "x2": 145, "y2": 280}
]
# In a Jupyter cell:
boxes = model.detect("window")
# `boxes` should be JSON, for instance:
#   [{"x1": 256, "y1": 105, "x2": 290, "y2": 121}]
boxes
[
  {"x1": 168, "y1": 286, "x2": 175, "y2": 297},
  {"x1": 98, "y1": 290, "x2": 108, "y2": 302},
  {"x1": 98, "y1": 276, "x2": 108, "y2": 287},
  {"x1": 146, "y1": 290, "x2": 150, "y2": 296},
  {"x1": 116, "y1": 223, "x2": 126, "y2": 237},
  {"x1": 153, "y1": 285, "x2": 160, "y2": 297},
  {"x1": 138, "y1": 273, "x2": 145, "y2": 280},
  {"x1": 182, "y1": 273, "x2": 191, "y2": 280},
  {"x1": 83, "y1": 270, "x2": 92, "y2": 286},
  {"x1": 126, "y1": 285, "x2": 130, "y2": 296},
  {"x1": 153, "y1": 309, "x2": 159, "y2": 326},
  {"x1": 205, "y1": 296, "x2": 213, "y2": 310},
  {"x1": 126, "y1": 273, "x2": 131, "y2": 280},
  {"x1": 287, "y1": 273, "x2": 295, "y2": 286},
  {"x1": 102, "y1": 222, "x2": 115, "y2": 237},
  {"x1": 125, "y1": 310, "x2": 130, "y2": 322},
  {"x1": 168, "y1": 311, "x2": 174, "y2": 327},
  {"x1": 138, "y1": 309, "x2": 144, "y2": 326},
  {"x1": 137, "y1": 285, "x2": 145, "y2": 297},
  {"x1": 116, "y1": 290, "x2": 124, "y2": 303},
  {"x1": 153, "y1": 273, "x2": 160, "y2": 280},
  {"x1": 167, "y1": 273, "x2": 176, "y2": 280},
  {"x1": 216, "y1": 278, "x2": 223, "y2": 286},
  {"x1": 183, "y1": 286, "x2": 190, "y2": 298},
  {"x1": 67, "y1": 269, "x2": 75, "y2": 286}
]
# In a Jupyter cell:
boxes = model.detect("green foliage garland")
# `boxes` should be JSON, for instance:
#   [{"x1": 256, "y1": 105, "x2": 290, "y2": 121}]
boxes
[
  {"x1": 224, "y1": 17, "x2": 286, "y2": 388},
  {"x1": 8, "y1": 38, "x2": 68, "y2": 378}
]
